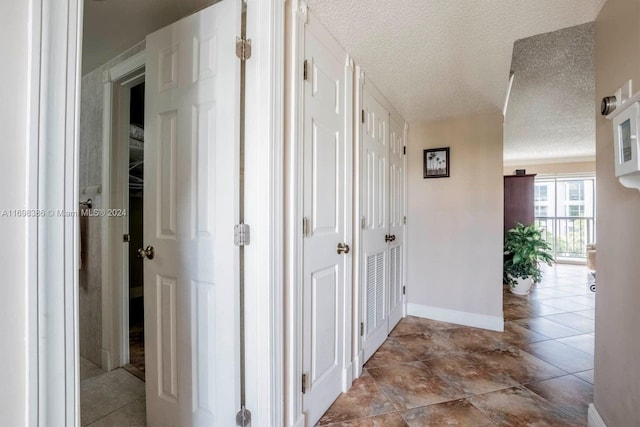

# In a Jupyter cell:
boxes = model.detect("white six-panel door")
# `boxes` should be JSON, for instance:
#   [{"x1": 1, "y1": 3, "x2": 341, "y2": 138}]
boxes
[
  {"x1": 388, "y1": 115, "x2": 406, "y2": 328},
  {"x1": 361, "y1": 88, "x2": 390, "y2": 362},
  {"x1": 301, "y1": 18, "x2": 350, "y2": 426},
  {"x1": 144, "y1": 2, "x2": 240, "y2": 426}
]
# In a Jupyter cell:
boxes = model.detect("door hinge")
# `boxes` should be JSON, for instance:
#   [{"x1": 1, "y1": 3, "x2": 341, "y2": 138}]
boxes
[
  {"x1": 360, "y1": 322, "x2": 364, "y2": 336},
  {"x1": 234, "y1": 224, "x2": 251, "y2": 246},
  {"x1": 361, "y1": 216, "x2": 366, "y2": 229},
  {"x1": 403, "y1": 216, "x2": 407, "y2": 225},
  {"x1": 302, "y1": 373, "x2": 308, "y2": 394},
  {"x1": 403, "y1": 146, "x2": 406, "y2": 155},
  {"x1": 303, "y1": 217, "x2": 310, "y2": 237},
  {"x1": 235, "y1": 36, "x2": 252, "y2": 61},
  {"x1": 123, "y1": 234, "x2": 131, "y2": 243},
  {"x1": 235, "y1": 406, "x2": 252, "y2": 427},
  {"x1": 361, "y1": 109, "x2": 365, "y2": 124},
  {"x1": 303, "y1": 59, "x2": 308, "y2": 80},
  {"x1": 403, "y1": 286, "x2": 406, "y2": 295}
]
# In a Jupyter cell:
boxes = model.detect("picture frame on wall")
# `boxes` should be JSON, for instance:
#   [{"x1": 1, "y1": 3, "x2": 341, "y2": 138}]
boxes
[{"x1": 423, "y1": 147, "x2": 450, "y2": 178}]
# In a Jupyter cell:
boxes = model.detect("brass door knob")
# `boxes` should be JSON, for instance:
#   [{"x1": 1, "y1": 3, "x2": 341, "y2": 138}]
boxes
[
  {"x1": 337, "y1": 242, "x2": 350, "y2": 255},
  {"x1": 137, "y1": 245, "x2": 155, "y2": 260}
]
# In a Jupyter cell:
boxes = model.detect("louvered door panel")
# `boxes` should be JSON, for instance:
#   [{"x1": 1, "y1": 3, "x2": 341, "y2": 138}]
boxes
[{"x1": 361, "y1": 85, "x2": 390, "y2": 362}]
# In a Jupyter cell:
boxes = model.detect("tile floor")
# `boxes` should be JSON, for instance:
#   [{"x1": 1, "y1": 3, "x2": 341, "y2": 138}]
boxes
[
  {"x1": 79, "y1": 264, "x2": 594, "y2": 426},
  {"x1": 317, "y1": 263, "x2": 596, "y2": 426},
  {"x1": 80, "y1": 358, "x2": 146, "y2": 426}
]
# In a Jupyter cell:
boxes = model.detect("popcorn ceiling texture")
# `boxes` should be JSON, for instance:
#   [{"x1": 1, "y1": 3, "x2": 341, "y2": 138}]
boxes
[
  {"x1": 82, "y1": 1, "x2": 604, "y2": 160},
  {"x1": 307, "y1": 0, "x2": 606, "y2": 125},
  {"x1": 504, "y1": 23, "x2": 595, "y2": 164}
]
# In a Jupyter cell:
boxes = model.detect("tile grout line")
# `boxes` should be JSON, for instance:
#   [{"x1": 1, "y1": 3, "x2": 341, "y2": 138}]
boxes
[{"x1": 83, "y1": 396, "x2": 145, "y2": 427}]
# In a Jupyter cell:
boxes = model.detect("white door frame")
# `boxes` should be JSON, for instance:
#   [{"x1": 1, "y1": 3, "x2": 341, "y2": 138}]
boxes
[
  {"x1": 26, "y1": 0, "x2": 284, "y2": 425},
  {"x1": 284, "y1": 2, "x2": 306, "y2": 425},
  {"x1": 352, "y1": 66, "x2": 365, "y2": 379},
  {"x1": 101, "y1": 51, "x2": 146, "y2": 372}
]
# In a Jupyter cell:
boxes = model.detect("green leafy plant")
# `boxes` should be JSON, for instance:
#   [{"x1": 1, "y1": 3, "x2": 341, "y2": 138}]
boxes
[{"x1": 503, "y1": 223, "x2": 554, "y2": 287}]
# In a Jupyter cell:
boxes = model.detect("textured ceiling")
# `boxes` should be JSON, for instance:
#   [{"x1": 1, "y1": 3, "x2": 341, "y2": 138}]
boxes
[
  {"x1": 306, "y1": 0, "x2": 606, "y2": 125},
  {"x1": 82, "y1": 0, "x2": 218, "y2": 74},
  {"x1": 84, "y1": 0, "x2": 604, "y2": 162},
  {"x1": 504, "y1": 23, "x2": 595, "y2": 164}
]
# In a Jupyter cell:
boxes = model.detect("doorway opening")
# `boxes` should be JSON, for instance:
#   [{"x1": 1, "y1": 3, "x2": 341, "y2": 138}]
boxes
[
  {"x1": 124, "y1": 81, "x2": 146, "y2": 380},
  {"x1": 79, "y1": 55, "x2": 147, "y2": 426}
]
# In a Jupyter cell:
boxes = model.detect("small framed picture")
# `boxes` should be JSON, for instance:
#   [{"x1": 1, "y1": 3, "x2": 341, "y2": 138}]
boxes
[{"x1": 423, "y1": 147, "x2": 450, "y2": 178}]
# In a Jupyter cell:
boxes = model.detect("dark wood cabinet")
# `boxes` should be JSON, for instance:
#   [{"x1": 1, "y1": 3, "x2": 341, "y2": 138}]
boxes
[{"x1": 504, "y1": 174, "x2": 536, "y2": 233}]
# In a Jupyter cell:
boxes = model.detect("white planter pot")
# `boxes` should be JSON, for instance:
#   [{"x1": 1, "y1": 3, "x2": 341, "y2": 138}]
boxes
[{"x1": 510, "y1": 276, "x2": 533, "y2": 295}]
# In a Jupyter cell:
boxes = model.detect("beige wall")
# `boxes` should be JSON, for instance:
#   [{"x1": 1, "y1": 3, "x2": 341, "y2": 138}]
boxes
[
  {"x1": 0, "y1": 2, "x2": 28, "y2": 425},
  {"x1": 406, "y1": 112, "x2": 504, "y2": 324},
  {"x1": 594, "y1": 0, "x2": 640, "y2": 425},
  {"x1": 503, "y1": 160, "x2": 595, "y2": 176}
]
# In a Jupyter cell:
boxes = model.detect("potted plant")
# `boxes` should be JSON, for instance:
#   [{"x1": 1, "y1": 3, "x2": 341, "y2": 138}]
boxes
[{"x1": 503, "y1": 223, "x2": 554, "y2": 295}]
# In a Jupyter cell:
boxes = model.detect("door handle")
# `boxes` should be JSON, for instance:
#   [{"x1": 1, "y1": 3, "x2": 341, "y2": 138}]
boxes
[
  {"x1": 137, "y1": 245, "x2": 155, "y2": 260},
  {"x1": 391, "y1": 234, "x2": 396, "y2": 242},
  {"x1": 385, "y1": 234, "x2": 393, "y2": 242},
  {"x1": 337, "y1": 242, "x2": 350, "y2": 255}
]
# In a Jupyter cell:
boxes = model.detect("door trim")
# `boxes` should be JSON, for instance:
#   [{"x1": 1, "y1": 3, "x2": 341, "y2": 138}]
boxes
[
  {"x1": 101, "y1": 51, "x2": 145, "y2": 372},
  {"x1": 27, "y1": 1, "x2": 284, "y2": 425},
  {"x1": 244, "y1": 0, "x2": 285, "y2": 425},
  {"x1": 402, "y1": 122, "x2": 409, "y2": 319},
  {"x1": 285, "y1": 1, "x2": 306, "y2": 425},
  {"x1": 26, "y1": 0, "x2": 84, "y2": 424}
]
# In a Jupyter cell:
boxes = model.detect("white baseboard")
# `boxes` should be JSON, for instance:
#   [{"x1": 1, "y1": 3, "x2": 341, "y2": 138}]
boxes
[
  {"x1": 342, "y1": 362, "x2": 353, "y2": 392},
  {"x1": 588, "y1": 404, "x2": 607, "y2": 427},
  {"x1": 407, "y1": 303, "x2": 504, "y2": 332}
]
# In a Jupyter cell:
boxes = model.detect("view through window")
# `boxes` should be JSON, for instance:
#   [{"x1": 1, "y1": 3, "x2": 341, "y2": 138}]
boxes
[{"x1": 534, "y1": 175, "x2": 596, "y2": 260}]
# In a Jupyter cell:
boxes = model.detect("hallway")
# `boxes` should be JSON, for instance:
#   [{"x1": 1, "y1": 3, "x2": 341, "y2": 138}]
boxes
[{"x1": 317, "y1": 264, "x2": 595, "y2": 426}]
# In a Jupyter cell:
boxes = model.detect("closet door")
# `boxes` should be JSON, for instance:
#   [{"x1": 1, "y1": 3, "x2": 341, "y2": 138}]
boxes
[
  {"x1": 388, "y1": 116, "x2": 405, "y2": 329},
  {"x1": 301, "y1": 16, "x2": 350, "y2": 425},
  {"x1": 360, "y1": 87, "x2": 390, "y2": 362}
]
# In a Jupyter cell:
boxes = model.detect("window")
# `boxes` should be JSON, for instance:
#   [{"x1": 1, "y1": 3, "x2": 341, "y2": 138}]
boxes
[
  {"x1": 535, "y1": 205, "x2": 548, "y2": 217},
  {"x1": 567, "y1": 182, "x2": 584, "y2": 201},
  {"x1": 568, "y1": 205, "x2": 584, "y2": 217},
  {"x1": 534, "y1": 184, "x2": 548, "y2": 202},
  {"x1": 534, "y1": 175, "x2": 596, "y2": 259}
]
